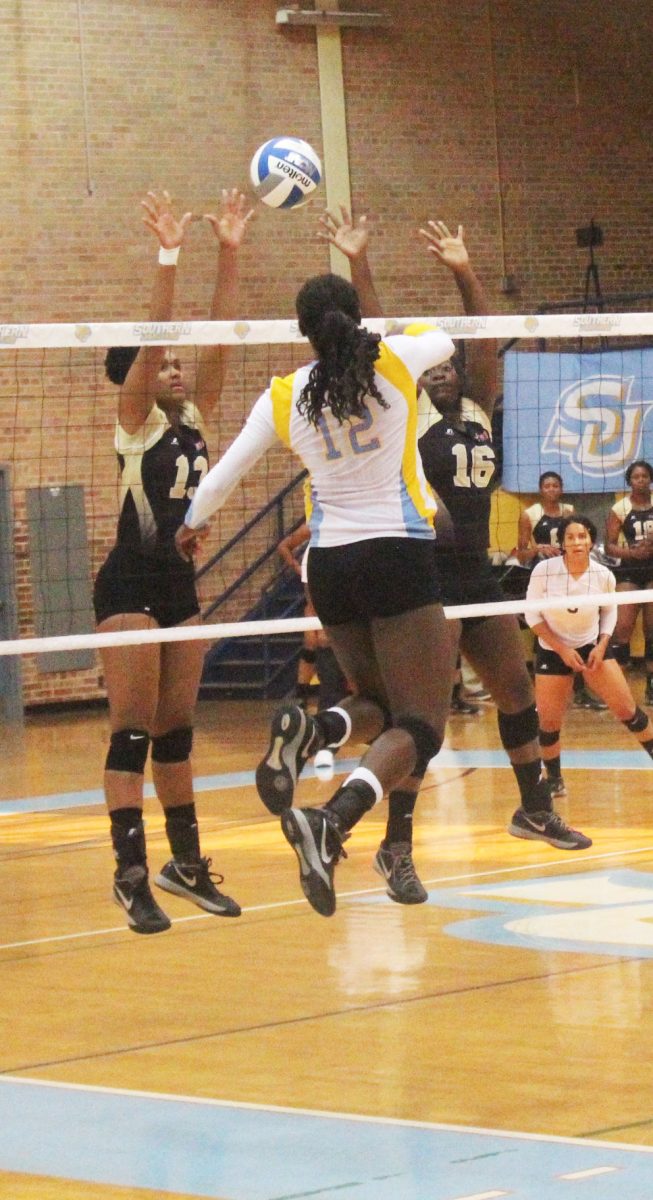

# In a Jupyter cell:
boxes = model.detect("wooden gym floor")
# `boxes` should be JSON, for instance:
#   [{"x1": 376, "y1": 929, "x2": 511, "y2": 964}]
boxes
[{"x1": 1, "y1": 688, "x2": 653, "y2": 1199}]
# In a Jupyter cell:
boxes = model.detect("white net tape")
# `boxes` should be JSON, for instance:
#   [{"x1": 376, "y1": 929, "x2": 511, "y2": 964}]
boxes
[{"x1": 1, "y1": 311, "x2": 652, "y2": 349}]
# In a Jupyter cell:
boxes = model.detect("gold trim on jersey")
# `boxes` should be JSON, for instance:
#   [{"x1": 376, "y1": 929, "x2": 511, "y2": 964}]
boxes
[
  {"x1": 270, "y1": 374, "x2": 295, "y2": 448},
  {"x1": 375, "y1": 342, "x2": 436, "y2": 522}
]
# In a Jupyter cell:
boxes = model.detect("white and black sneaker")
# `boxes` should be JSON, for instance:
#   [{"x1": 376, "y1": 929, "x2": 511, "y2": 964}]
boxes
[
  {"x1": 113, "y1": 865, "x2": 171, "y2": 935},
  {"x1": 280, "y1": 806, "x2": 347, "y2": 917},
  {"x1": 508, "y1": 808, "x2": 592, "y2": 850},
  {"x1": 374, "y1": 842, "x2": 428, "y2": 904},
  {"x1": 256, "y1": 704, "x2": 318, "y2": 814},
  {"x1": 155, "y1": 858, "x2": 241, "y2": 917}
]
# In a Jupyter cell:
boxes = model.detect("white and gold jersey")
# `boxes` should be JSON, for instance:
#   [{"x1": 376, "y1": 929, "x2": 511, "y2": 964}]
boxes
[{"x1": 186, "y1": 329, "x2": 455, "y2": 546}]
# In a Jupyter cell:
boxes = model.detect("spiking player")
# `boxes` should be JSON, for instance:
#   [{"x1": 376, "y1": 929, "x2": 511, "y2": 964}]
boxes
[
  {"x1": 95, "y1": 188, "x2": 252, "y2": 934},
  {"x1": 176, "y1": 271, "x2": 456, "y2": 917}
]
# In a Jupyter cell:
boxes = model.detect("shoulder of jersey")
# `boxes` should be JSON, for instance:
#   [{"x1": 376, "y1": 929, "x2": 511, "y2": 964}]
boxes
[
  {"x1": 612, "y1": 496, "x2": 631, "y2": 518},
  {"x1": 460, "y1": 396, "x2": 492, "y2": 434},
  {"x1": 180, "y1": 400, "x2": 206, "y2": 433}
]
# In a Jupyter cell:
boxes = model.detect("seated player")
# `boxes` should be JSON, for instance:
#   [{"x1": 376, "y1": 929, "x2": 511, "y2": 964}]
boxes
[{"x1": 517, "y1": 471, "x2": 574, "y2": 565}]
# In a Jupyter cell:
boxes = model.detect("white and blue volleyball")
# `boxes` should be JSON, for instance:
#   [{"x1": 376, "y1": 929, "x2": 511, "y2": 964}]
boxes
[{"x1": 249, "y1": 137, "x2": 322, "y2": 209}]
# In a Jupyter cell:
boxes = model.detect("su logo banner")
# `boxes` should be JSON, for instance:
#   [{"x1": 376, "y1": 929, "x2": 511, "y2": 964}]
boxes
[{"x1": 502, "y1": 348, "x2": 653, "y2": 492}]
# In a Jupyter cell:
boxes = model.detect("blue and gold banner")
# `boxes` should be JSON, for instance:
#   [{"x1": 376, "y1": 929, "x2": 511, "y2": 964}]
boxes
[{"x1": 502, "y1": 349, "x2": 653, "y2": 492}]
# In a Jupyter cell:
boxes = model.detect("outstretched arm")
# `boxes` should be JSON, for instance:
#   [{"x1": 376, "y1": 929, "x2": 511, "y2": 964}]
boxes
[
  {"x1": 175, "y1": 390, "x2": 278, "y2": 561},
  {"x1": 195, "y1": 189, "x2": 254, "y2": 421},
  {"x1": 119, "y1": 190, "x2": 192, "y2": 433},
  {"x1": 318, "y1": 206, "x2": 383, "y2": 317},
  {"x1": 419, "y1": 221, "x2": 497, "y2": 417}
]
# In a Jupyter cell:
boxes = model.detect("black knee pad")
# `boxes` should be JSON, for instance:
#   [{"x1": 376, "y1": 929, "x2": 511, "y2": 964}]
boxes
[
  {"x1": 299, "y1": 647, "x2": 317, "y2": 665},
  {"x1": 394, "y1": 715, "x2": 442, "y2": 775},
  {"x1": 539, "y1": 728, "x2": 560, "y2": 747},
  {"x1": 106, "y1": 728, "x2": 150, "y2": 774},
  {"x1": 623, "y1": 706, "x2": 649, "y2": 734},
  {"x1": 498, "y1": 703, "x2": 539, "y2": 751},
  {"x1": 151, "y1": 726, "x2": 193, "y2": 764}
]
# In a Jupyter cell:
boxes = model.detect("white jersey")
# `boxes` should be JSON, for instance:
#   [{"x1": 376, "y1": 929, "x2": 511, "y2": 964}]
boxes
[
  {"x1": 525, "y1": 555, "x2": 617, "y2": 649},
  {"x1": 186, "y1": 328, "x2": 455, "y2": 546}
]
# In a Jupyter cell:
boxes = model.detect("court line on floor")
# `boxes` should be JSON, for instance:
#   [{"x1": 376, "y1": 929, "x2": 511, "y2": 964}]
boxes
[
  {"x1": 2, "y1": 1073, "x2": 653, "y2": 1150},
  {"x1": 1, "y1": 1076, "x2": 652, "y2": 1200},
  {"x1": 0, "y1": 748, "x2": 648, "y2": 815},
  {"x1": 2, "y1": 842, "x2": 652, "y2": 954}
]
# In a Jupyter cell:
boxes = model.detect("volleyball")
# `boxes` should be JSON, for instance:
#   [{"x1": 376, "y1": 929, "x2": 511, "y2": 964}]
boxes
[{"x1": 249, "y1": 137, "x2": 322, "y2": 209}]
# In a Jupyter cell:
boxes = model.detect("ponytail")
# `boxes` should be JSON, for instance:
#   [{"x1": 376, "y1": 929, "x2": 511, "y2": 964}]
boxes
[{"x1": 295, "y1": 274, "x2": 386, "y2": 427}]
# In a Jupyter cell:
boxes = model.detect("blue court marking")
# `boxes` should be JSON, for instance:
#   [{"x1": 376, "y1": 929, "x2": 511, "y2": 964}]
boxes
[
  {"x1": 359, "y1": 868, "x2": 653, "y2": 959},
  {"x1": 0, "y1": 748, "x2": 645, "y2": 816},
  {"x1": 0, "y1": 1077, "x2": 652, "y2": 1199}
]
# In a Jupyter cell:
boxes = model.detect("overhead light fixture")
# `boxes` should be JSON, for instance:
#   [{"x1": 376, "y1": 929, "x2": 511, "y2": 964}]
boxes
[{"x1": 276, "y1": 8, "x2": 390, "y2": 27}]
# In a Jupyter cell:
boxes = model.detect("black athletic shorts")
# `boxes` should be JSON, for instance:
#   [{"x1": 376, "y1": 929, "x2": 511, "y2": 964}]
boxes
[
  {"x1": 613, "y1": 567, "x2": 653, "y2": 589},
  {"x1": 94, "y1": 546, "x2": 200, "y2": 628},
  {"x1": 435, "y1": 549, "x2": 506, "y2": 626},
  {"x1": 535, "y1": 640, "x2": 615, "y2": 676},
  {"x1": 306, "y1": 537, "x2": 440, "y2": 626}
]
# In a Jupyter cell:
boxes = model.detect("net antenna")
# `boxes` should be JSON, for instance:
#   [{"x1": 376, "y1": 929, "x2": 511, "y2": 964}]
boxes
[{"x1": 576, "y1": 219, "x2": 604, "y2": 312}]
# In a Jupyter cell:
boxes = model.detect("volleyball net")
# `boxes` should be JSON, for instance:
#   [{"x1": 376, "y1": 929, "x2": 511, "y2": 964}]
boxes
[{"x1": 2, "y1": 310, "x2": 653, "y2": 707}]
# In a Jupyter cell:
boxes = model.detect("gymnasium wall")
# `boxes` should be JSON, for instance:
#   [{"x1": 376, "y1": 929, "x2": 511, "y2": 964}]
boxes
[{"x1": 2, "y1": 0, "x2": 653, "y2": 705}]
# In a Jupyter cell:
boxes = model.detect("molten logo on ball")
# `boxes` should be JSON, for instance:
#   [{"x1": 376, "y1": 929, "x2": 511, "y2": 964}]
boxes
[{"x1": 250, "y1": 137, "x2": 322, "y2": 210}]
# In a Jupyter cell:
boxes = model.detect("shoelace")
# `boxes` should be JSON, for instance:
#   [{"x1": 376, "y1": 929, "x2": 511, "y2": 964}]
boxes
[
  {"x1": 180, "y1": 857, "x2": 226, "y2": 888},
  {"x1": 393, "y1": 852, "x2": 421, "y2": 889},
  {"x1": 541, "y1": 812, "x2": 578, "y2": 836},
  {"x1": 324, "y1": 817, "x2": 349, "y2": 864}
]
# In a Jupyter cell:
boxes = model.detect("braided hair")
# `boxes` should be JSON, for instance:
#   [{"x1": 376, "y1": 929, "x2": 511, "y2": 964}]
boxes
[{"x1": 295, "y1": 274, "x2": 385, "y2": 427}]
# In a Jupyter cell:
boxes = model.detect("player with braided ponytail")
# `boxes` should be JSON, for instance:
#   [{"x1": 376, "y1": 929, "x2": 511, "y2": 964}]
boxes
[
  {"x1": 177, "y1": 268, "x2": 456, "y2": 916},
  {"x1": 295, "y1": 275, "x2": 386, "y2": 426}
]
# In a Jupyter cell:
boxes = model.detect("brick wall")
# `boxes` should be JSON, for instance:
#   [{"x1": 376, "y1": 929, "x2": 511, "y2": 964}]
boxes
[{"x1": 1, "y1": 0, "x2": 652, "y2": 704}]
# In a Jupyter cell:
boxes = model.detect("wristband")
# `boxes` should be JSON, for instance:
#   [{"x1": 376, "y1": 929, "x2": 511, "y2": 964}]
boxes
[{"x1": 158, "y1": 245, "x2": 180, "y2": 266}]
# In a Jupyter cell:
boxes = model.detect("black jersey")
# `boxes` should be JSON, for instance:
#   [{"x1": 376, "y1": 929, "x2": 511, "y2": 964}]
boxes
[
  {"x1": 115, "y1": 401, "x2": 209, "y2": 564},
  {"x1": 523, "y1": 502, "x2": 574, "y2": 552},
  {"x1": 418, "y1": 395, "x2": 496, "y2": 553},
  {"x1": 611, "y1": 497, "x2": 653, "y2": 546}
]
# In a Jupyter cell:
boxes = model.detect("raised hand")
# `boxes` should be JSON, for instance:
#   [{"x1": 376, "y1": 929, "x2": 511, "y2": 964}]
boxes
[
  {"x1": 318, "y1": 205, "x2": 369, "y2": 261},
  {"x1": 419, "y1": 220, "x2": 469, "y2": 271},
  {"x1": 204, "y1": 189, "x2": 254, "y2": 249},
  {"x1": 141, "y1": 190, "x2": 192, "y2": 249}
]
